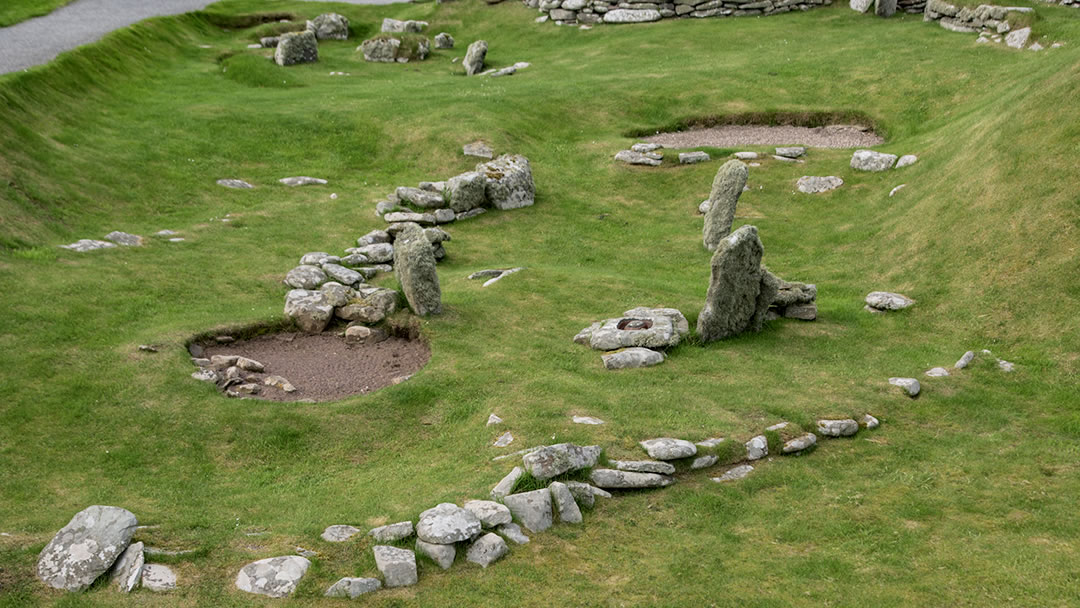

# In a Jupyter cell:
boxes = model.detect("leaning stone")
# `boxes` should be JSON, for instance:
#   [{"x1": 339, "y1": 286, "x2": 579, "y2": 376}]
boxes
[
  {"x1": 782, "y1": 434, "x2": 817, "y2": 454},
  {"x1": 548, "y1": 482, "x2": 583, "y2": 524},
  {"x1": 602, "y1": 348, "x2": 665, "y2": 370},
  {"x1": 476, "y1": 154, "x2": 535, "y2": 210},
  {"x1": 321, "y1": 525, "x2": 360, "y2": 542},
  {"x1": 502, "y1": 489, "x2": 553, "y2": 533},
  {"x1": 285, "y1": 265, "x2": 328, "y2": 290},
  {"x1": 275, "y1": 31, "x2": 318, "y2": 66},
  {"x1": 955, "y1": 350, "x2": 976, "y2": 369},
  {"x1": 745, "y1": 435, "x2": 768, "y2": 460},
  {"x1": 372, "y1": 546, "x2": 417, "y2": 588},
  {"x1": 496, "y1": 523, "x2": 530, "y2": 545},
  {"x1": 325, "y1": 577, "x2": 381, "y2": 598},
  {"x1": 850, "y1": 150, "x2": 897, "y2": 172},
  {"x1": 104, "y1": 231, "x2": 143, "y2": 246},
  {"x1": 703, "y1": 160, "x2": 749, "y2": 251},
  {"x1": 464, "y1": 500, "x2": 513, "y2": 528},
  {"x1": 37, "y1": 506, "x2": 138, "y2": 592},
  {"x1": 796, "y1": 176, "x2": 843, "y2": 194},
  {"x1": 775, "y1": 146, "x2": 806, "y2": 159},
  {"x1": 109, "y1": 541, "x2": 144, "y2": 592},
  {"x1": 415, "y1": 539, "x2": 455, "y2": 569},
  {"x1": 491, "y1": 466, "x2": 523, "y2": 500},
  {"x1": 691, "y1": 454, "x2": 719, "y2": 469},
  {"x1": 926, "y1": 367, "x2": 950, "y2": 377},
  {"x1": 895, "y1": 155, "x2": 918, "y2": 168},
  {"x1": 615, "y1": 150, "x2": 661, "y2": 166},
  {"x1": 889, "y1": 377, "x2": 921, "y2": 397},
  {"x1": 816, "y1": 419, "x2": 859, "y2": 437},
  {"x1": 434, "y1": 32, "x2": 454, "y2": 49},
  {"x1": 522, "y1": 443, "x2": 601, "y2": 480},
  {"x1": 463, "y1": 140, "x2": 494, "y2": 159},
  {"x1": 464, "y1": 40, "x2": 488, "y2": 75},
  {"x1": 1005, "y1": 26, "x2": 1030, "y2": 49},
  {"x1": 564, "y1": 481, "x2": 596, "y2": 509},
  {"x1": 679, "y1": 151, "x2": 710, "y2": 164},
  {"x1": 417, "y1": 503, "x2": 482, "y2": 544},
  {"x1": 235, "y1": 556, "x2": 310, "y2": 597},
  {"x1": 698, "y1": 225, "x2": 776, "y2": 342},
  {"x1": 640, "y1": 438, "x2": 697, "y2": 460},
  {"x1": 369, "y1": 521, "x2": 414, "y2": 543},
  {"x1": 217, "y1": 178, "x2": 253, "y2": 189},
  {"x1": 311, "y1": 13, "x2": 349, "y2": 40},
  {"x1": 603, "y1": 8, "x2": 662, "y2": 22},
  {"x1": 865, "y1": 291, "x2": 914, "y2": 311},
  {"x1": 466, "y1": 533, "x2": 508, "y2": 568},
  {"x1": 284, "y1": 289, "x2": 333, "y2": 333},
  {"x1": 393, "y1": 223, "x2": 441, "y2": 315},
  {"x1": 141, "y1": 564, "x2": 176, "y2": 592},
  {"x1": 861, "y1": 414, "x2": 880, "y2": 429},
  {"x1": 589, "y1": 469, "x2": 674, "y2": 489},
  {"x1": 279, "y1": 176, "x2": 327, "y2": 187}
]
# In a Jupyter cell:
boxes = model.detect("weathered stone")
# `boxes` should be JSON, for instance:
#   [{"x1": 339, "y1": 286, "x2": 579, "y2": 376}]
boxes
[
  {"x1": 320, "y1": 263, "x2": 361, "y2": 287},
  {"x1": 355, "y1": 242, "x2": 394, "y2": 263},
  {"x1": 889, "y1": 377, "x2": 921, "y2": 397},
  {"x1": 691, "y1": 454, "x2": 719, "y2": 469},
  {"x1": 589, "y1": 469, "x2": 674, "y2": 489},
  {"x1": 325, "y1": 577, "x2": 381, "y2": 598},
  {"x1": 104, "y1": 231, "x2": 143, "y2": 246},
  {"x1": 1005, "y1": 26, "x2": 1030, "y2": 49},
  {"x1": 697, "y1": 438, "x2": 725, "y2": 448},
  {"x1": 61, "y1": 239, "x2": 117, "y2": 252},
  {"x1": 109, "y1": 541, "x2": 144, "y2": 593},
  {"x1": 522, "y1": 443, "x2": 601, "y2": 479},
  {"x1": 141, "y1": 564, "x2": 176, "y2": 592},
  {"x1": 632, "y1": 143, "x2": 663, "y2": 153},
  {"x1": 713, "y1": 464, "x2": 754, "y2": 482},
  {"x1": 466, "y1": 533, "x2": 508, "y2": 568},
  {"x1": 491, "y1": 466, "x2": 523, "y2": 500},
  {"x1": 385, "y1": 211, "x2": 437, "y2": 225},
  {"x1": 926, "y1": 367, "x2": 950, "y2": 377},
  {"x1": 895, "y1": 154, "x2": 918, "y2": 168},
  {"x1": 464, "y1": 500, "x2": 513, "y2": 528},
  {"x1": 703, "y1": 160, "x2": 749, "y2": 251},
  {"x1": 381, "y1": 18, "x2": 427, "y2": 33},
  {"x1": 875, "y1": 0, "x2": 896, "y2": 17},
  {"x1": 861, "y1": 414, "x2": 880, "y2": 429},
  {"x1": 318, "y1": 282, "x2": 354, "y2": 307},
  {"x1": 850, "y1": 0, "x2": 873, "y2": 12},
  {"x1": 463, "y1": 140, "x2": 494, "y2": 159},
  {"x1": 396, "y1": 186, "x2": 445, "y2": 209},
  {"x1": 279, "y1": 176, "x2": 327, "y2": 187},
  {"x1": 235, "y1": 556, "x2": 311, "y2": 598},
  {"x1": 496, "y1": 522, "x2": 530, "y2": 544},
  {"x1": 640, "y1": 438, "x2": 697, "y2": 460},
  {"x1": 369, "y1": 521, "x2": 414, "y2": 543},
  {"x1": 275, "y1": 31, "x2": 318, "y2": 66},
  {"x1": 260, "y1": 36, "x2": 279, "y2": 48},
  {"x1": 393, "y1": 224, "x2": 441, "y2": 316},
  {"x1": 745, "y1": 435, "x2": 768, "y2": 460},
  {"x1": 865, "y1": 291, "x2": 914, "y2": 311},
  {"x1": 999, "y1": 359, "x2": 1016, "y2": 372},
  {"x1": 817, "y1": 419, "x2": 859, "y2": 437},
  {"x1": 300, "y1": 251, "x2": 333, "y2": 266},
  {"x1": 357, "y1": 230, "x2": 391, "y2": 247},
  {"x1": 502, "y1": 489, "x2": 553, "y2": 533},
  {"x1": 572, "y1": 415, "x2": 605, "y2": 425},
  {"x1": 360, "y1": 36, "x2": 400, "y2": 62},
  {"x1": 284, "y1": 290, "x2": 333, "y2": 333},
  {"x1": 372, "y1": 546, "x2": 417, "y2": 588},
  {"x1": 217, "y1": 178, "x2": 253, "y2": 189},
  {"x1": 587, "y1": 316, "x2": 679, "y2": 351},
  {"x1": 679, "y1": 151, "x2": 710, "y2": 164},
  {"x1": 445, "y1": 171, "x2": 487, "y2": 212},
  {"x1": 336, "y1": 287, "x2": 398, "y2": 324},
  {"x1": 486, "y1": 413, "x2": 503, "y2": 426},
  {"x1": 285, "y1": 265, "x2": 328, "y2": 289},
  {"x1": 955, "y1": 351, "x2": 976, "y2": 369},
  {"x1": 782, "y1": 433, "x2": 817, "y2": 454},
  {"x1": 850, "y1": 150, "x2": 897, "y2": 171},
  {"x1": 434, "y1": 32, "x2": 454, "y2": 48},
  {"x1": 698, "y1": 225, "x2": 777, "y2": 342},
  {"x1": 494, "y1": 431, "x2": 514, "y2": 447},
  {"x1": 344, "y1": 325, "x2": 388, "y2": 345},
  {"x1": 797, "y1": 176, "x2": 843, "y2": 193},
  {"x1": 602, "y1": 347, "x2": 665, "y2": 370},
  {"x1": 37, "y1": 506, "x2": 138, "y2": 592},
  {"x1": 464, "y1": 40, "x2": 488, "y2": 75},
  {"x1": 311, "y1": 13, "x2": 349, "y2": 40},
  {"x1": 192, "y1": 369, "x2": 217, "y2": 382},
  {"x1": 417, "y1": 504, "x2": 482, "y2": 544},
  {"x1": 235, "y1": 357, "x2": 264, "y2": 372},
  {"x1": 603, "y1": 8, "x2": 662, "y2": 21},
  {"x1": 611, "y1": 460, "x2": 676, "y2": 474},
  {"x1": 415, "y1": 539, "x2": 455, "y2": 569},
  {"x1": 775, "y1": 146, "x2": 806, "y2": 159},
  {"x1": 476, "y1": 154, "x2": 535, "y2": 210},
  {"x1": 488, "y1": 66, "x2": 517, "y2": 78},
  {"x1": 548, "y1": 482, "x2": 583, "y2": 524},
  {"x1": 615, "y1": 150, "x2": 661, "y2": 166},
  {"x1": 321, "y1": 525, "x2": 360, "y2": 542}
]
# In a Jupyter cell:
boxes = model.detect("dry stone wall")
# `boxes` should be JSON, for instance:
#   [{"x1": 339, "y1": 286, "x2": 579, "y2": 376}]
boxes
[{"x1": 524, "y1": 0, "x2": 833, "y2": 25}]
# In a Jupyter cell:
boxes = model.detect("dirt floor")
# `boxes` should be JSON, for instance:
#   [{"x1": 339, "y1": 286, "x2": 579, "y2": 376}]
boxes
[
  {"x1": 200, "y1": 332, "x2": 430, "y2": 403},
  {"x1": 643, "y1": 124, "x2": 885, "y2": 149}
]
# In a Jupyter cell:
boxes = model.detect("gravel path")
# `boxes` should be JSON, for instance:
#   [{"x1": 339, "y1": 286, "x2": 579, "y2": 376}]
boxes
[
  {"x1": 0, "y1": 0, "x2": 408, "y2": 75},
  {"x1": 643, "y1": 124, "x2": 884, "y2": 149}
]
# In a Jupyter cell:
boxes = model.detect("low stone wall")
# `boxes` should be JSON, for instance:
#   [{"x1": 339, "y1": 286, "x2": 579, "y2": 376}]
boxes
[
  {"x1": 524, "y1": 0, "x2": 833, "y2": 26},
  {"x1": 923, "y1": 0, "x2": 1024, "y2": 32}
]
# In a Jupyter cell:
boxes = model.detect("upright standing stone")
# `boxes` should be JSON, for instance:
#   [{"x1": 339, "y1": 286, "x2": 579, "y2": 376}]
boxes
[
  {"x1": 275, "y1": 31, "x2": 319, "y2": 66},
  {"x1": 697, "y1": 225, "x2": 778, "y2": 342},
  {"x1": 108, "y1": 541, "x2": 144, "y2": 593},
  {"x1": 372, "y1": 546, "x2": 417, "y2": 588},
  {"x1": 703, "y1": 160, "x2": 749, "y2": 251},
  {"x1": 875, "y1": 0, "x2": 896, "y2": 17},
  {"x1": 464, "y1": 40, "x2": 488, "y2": 75},
  {"x1": 311, "y1": 13, "x2": 349, "y2": 40},
  {"x1": 37, "y1": 506, "x2": 138, "y2": 592},
  {"x1": 393, "y1": 223, "x2": 442, "y2": 315}
]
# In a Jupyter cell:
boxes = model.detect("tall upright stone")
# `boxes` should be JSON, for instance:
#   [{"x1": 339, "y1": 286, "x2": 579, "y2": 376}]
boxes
[
  {"x1": 464, "y1": 40, "x2": 488, "y2": 76},
  {"x1": 393, "y1": 223, "x2": 442, "y2": 316},
  {"x1": 703, "y1": 160, "x2": 749, "y2": 251},
  {"x1": 875, "y1": 0, "x2": 897, "y2": 17},
  {"x1": 697, "y1": 225, "x2": 778, "y2": 342}
]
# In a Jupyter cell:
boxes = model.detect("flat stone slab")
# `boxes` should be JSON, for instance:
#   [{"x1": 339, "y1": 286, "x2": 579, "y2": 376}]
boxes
[
  {"x1": 603, "y1": 8, "x2": 662, "y2": 22},
  {"x1": 325, "y1": 577, "x2": 381, "y2": 598},
  {"x1": 141, "y1": 564, "x2": 176, "y2": 592},
  {"x1": 217, "y1": 178, "x2": 254, "y2": 189},
  {"x1": 466, "y1": 533, "x2": 508, "y2": 568},
  {"x1": 417, "y1": 504, "x2": 482, "y2": 544},
  {"x1": 679, "y1": 151, "x2": 710, "y2": 164},
  {"x1": 602, "y1": 348, "x2": 665, "y2": 370},
  {"x1": 572, "y1": 415, "x2": 605, "y2": 425},
  {"x1": 61, "y1": 239, "x2": 116, "y2": 252},
  {"x1": 775, "y1": 146, "x2": 806, "y2": 158},
  {"x1": 104, "y1": 231, "x2": 143, "y2": 246},
  {"x1": 817, "y1": 419, "x2": 859, "y2": 437},
  {"x1": 614, "y1": 150, "x2": 661, "y2": 166},
  {"x1": 611, "y1": 460, "x2": 676, "y2": 475},
  {"x1": 369, "y1": 521, "x2": 414, "y2": 543},
  {"x1": 713, "y1": 464, "x2": 754, "y2": 482},
  {"x1": 589, "y1": 469, "x2": 674, "y2": 489},
  {"x1": 889, "y1": 377, "x2": 921, "y2": 397},
  {"x1": 321, "y1": 525, "x2": 360, "y2": 543},
  {"x1": 37, "y1": 505, "x2": 138, "y2": 592},
  {"x1": 782, "y1": 433, "x2": 817, "y2": 454},
  {"x1": 926, "y1": 367, "x2": 950, "y2": 377},
  {"x1": 235, "y1": 556, "x2": 311, "y2": 598},
  {"x1": 639, "y1": 438, "x2": 697, "y2": 460},
  {"x1": 463, "y1": 141, "x2": 494, "y2": 159},
  {"x1": 502, "y1": 489, "x2": 553, "y2": 533},
  {"x1": 522, "y1": 443, "x2": 601, "y2": 480},
  {"x1": 373, "y1": 546, "x2": 417, "y2": 588},
  {"x1": 797, "y1": 176, "x2": 843, "y2": 193},
  {"x1": 279, "y1": 176, "x2": 328, "y2": 186}
]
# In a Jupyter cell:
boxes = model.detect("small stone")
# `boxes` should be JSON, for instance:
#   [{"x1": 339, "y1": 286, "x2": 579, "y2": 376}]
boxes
[
  {"x1": 631, "y1": 143, "x2": 663, "y2": 153},
  {"x1": 344, "y1": 325, "x2": 388, "y2": 345},
  {"x1": 895, "y1": 155, "x2": 918, "y2": 168},
  {"x1": 325, "y1": 577, "x2": 381, "y2": 598},
  {"x1": 775, "y1": 146, "x2": 806, "y2": 159},
  {"x1": 104, "y1": 231, "x2": 143, "y2": 246},
  {"x1": 745, "y1": 435, "x2": 768, "y2": 460},
  {"x1": 434, "y1": 32, "x2": 454, "y2": 49},
  {"x1": 734, "y1": 151, "x2": 758, "y2": 160},
  {"x1": 235, "y1": 357, "x2": 263, "y2": 372},
  {"x1": 861, "y1": 414, "x2": 880, "y2": 429},
  {"x1": 192, "y1": 369, "x2": 217, "y2": 382},
  {"x1": 691, "y1": 454, "x2": 719, "y2": 469},
  {"x1": 415, "y1": 539, "x2": 456, "y2": 569},
  {"x1": 796, "y1": 176, "x2": 843, "y2": 193},
  {"x1": 489, "y1": 67, "x2": 517, "y2": 77},
  {"x1": 491, "y1": 466, "x2": 523, "y2": 500},
  {"x1": 889, "y1": 184, "x2": 906, "y2": 197},
  {"x1": 369, "y1": 521, "x2": 414, "y2": 543},
  {"x1": 217, "y1": 178, "x2": 254, "y2": 189},
  {"x1": 36, "y1": 506, "x2": 138, "y2": 592},
  {"x1": 522, "y1": 443, "x2": 601, "y2": 479},
  {"x1": 263, "y1": 375, "x2": 297, "y2": 393},
  {"x1": 463, "y1": 140, "x2": 494, "y2": 159},
  {"x1": 955, "y1": 350, "x2": 976, "y2": 369},
  {"x1": 602, "y1": 348, "x2": 665, "y2": 370},
  {"x1": 487, "y1": 413, "x2": 503, "y2": 426},
  {"x1": 548, "y1": 482, "x2": 583, "y2": 524},
  {"x1": 279, "y1": 176, "x2": 327, "y2": 187},
  {"x1": 816, "y1": 419, "x2": 859, "y2": 437},
  {"x1": 696, "y1": 438, "x2": 725, "y2": 448},
  {"x1": 765, "y1": 422, "x2": 789, "y2": 432},
  {"x1": 235, "y1": 556, "x2": 310, "y2": 597},
  {"x1": 588, "y1": 469, "x2": 674, "y2": 489},
  {"x1": 611, "y1": 460, "x2": 676, "y2": 475},
  {"x1": 466, "y1": 533, "x2": 508, "y2": 568},
  {"x1": 496, "y1": 522, "x2": 529, "y2": 544},
  {"x1": 109, "y1": 541, "x2": 144, "y2": 592},
  {"x1": 494, "y1": 431, "x2": 514, "y2": 447},
  {"x1": 141, "y1": 564, "x2": 176, "y2": 592},
  {"x1": 782, "y1": 433, "x2": 817, "y2": 454},
  {"x1": 640, "y1": 437, "x2": 697, "y2": 460},
  {"x1": 926, "y1": 367, "x2": 950, "y2": 377},
  {"x1": 61, "y1": 239, "x2": 117, "y2": 252},
  {"x1": 1005, "y1": 26, "x2": 1030, "y2": 49},
  {"x1": 679, "y1": 151, "x2": 710, "y2": 164},
  {"x1": 712, "y1": 464, "x2": 754, "y2": 482},
  {"x1": 503, "y1": 489, "x2": 553, "y2": 533},
  {"x1": 572, "y1": 415, "x2": 604, "y2": 425},
  {"x1": 889, "y1": 377, "x2": 921, "y2": 397},
  {"x1": 865, "y1": 291, "x2": 915, "y2": 311},
  {"x1": 772, "y1": 155, "x2": 803, "y2": 163},
  {"x1": 615, "y1": 150, "x2": 661, "y2": 166},
  {"x1": 321, "y1": 525, "x2": 360, "y2": 542},
  {"x1": 998, "y1": 360, "x2": 1016, "y2": 372},
  {"x1": 372, "y1": 546, "x2": 417, "y2": 588}
]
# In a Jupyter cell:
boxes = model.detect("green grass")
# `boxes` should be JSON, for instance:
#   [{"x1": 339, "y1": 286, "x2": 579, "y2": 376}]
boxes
[
  {"x1": 1, "y1": 1, "x2": 1079, "y2": 606},
  {"x1": 0, "y1": 0, "x2": 74, "y2": 27}
]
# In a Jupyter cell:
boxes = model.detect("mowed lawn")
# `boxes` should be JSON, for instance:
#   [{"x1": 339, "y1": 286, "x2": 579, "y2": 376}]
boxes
[{"x1": 0, "y1": 1, "x2": 1079, "y2": 606}]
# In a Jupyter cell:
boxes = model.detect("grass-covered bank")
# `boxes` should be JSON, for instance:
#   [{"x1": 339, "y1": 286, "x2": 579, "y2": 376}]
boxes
[
  {"x1": 0, "y1": 0, "x2": 75, "y2": 27},
  {"x1": 1, "y1": 1, "x2": 1079, "y2": 606}
]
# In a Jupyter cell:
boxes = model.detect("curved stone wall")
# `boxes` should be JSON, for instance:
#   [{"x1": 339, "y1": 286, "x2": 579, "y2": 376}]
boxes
[{"x1": 524, "y1": 0, "x2": 833, "y2": 26}]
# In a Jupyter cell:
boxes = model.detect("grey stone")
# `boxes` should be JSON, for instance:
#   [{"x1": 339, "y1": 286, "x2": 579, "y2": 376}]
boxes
[
  {"x1": 464, "y1": 40, "x2": 488, "y2": 75},
  {"x1": 745, "y1": 435, "x2": 768, "y2": 460},
  {"x1": 602, "y1": 347, "x2": 665, "y2": 370},
  {"x1": 631, "y1": 143, "x2": 663, "y2": 153},
  {"x1": 850, "y1": 0, "x2": 873, "y2": 12},
  {"x1": 875, "y1": 0, "x2": 896, "y2": 17},
  {"x1": 572, "y1": 415, "x2": 605, "y2": 426},
  {"x1": 457, "y1": 208, "x2": 487, "y2": 221},
  {"x1": 325, "y1": 577, "x2": 381, "y2": 598},
  {"x1": 319, "y1": 282, "x2": 355, "y2": 307},
  {"x1": 895, "y1": 154, "x2": 918, "y2": 168},
  {"x1": 926, "y1": 367, "x2": 950, "y2": 377},
  {"x1": 234, "y1": 357, "x2": 263, "y2": 373},
  {"x1": 487, "y1": 413, "x2": 503, "y2": 426},
  {"x1": 713, "y1": 464, "x2": 754, "y2": 482},
  {"x1": 698, "y1": 225, "x2": 777, "y2": 342},
  {"x1": 464, "y1": 500, "x2": 513, "y2": 528},
  {"x1": 191, "y1": 369, "x2": 217, "y2": 382},
  {"x1": 321, "y1": 525, "x2": 360, "y2": 542},
  {"x1": 796, "y1": 176, "x2": 843, "y2": 193},
  {"x1": 311, "y1": 13, "x2": 349, "y2": 40},
  {"x1": 1005, "y1": 26, "x2": 1030, "y2": 49},
  {"x1": 889, "y1": 377, "x2": 921, "y2": 397},
  {"x1": 284, "y1": 289, "x2": 333, "y2": 333},
  {"x1": 998, "y1": 359, "x2": 1016, "y2": 372},
  {"x1": 61, "y1": 239, "x2": 116, "y2": 252},
  {"x1": 360, "y1": 37, "x2": 400, "y2": 62},
  {"x1": 275, "y1": 31, "x2": 318, "y2": 66},
  {"x1": 415, "y1": 539, "x2": 455, "y2": 569},
  {"x1": 37, "y1": 505, "x2": 138, "y2": 592},
  {"x1": 955, "y1": 350, "x2": 976, "y2": 369},
  {"x1": 344, "y1": 325, "x2": 388, "y2": 345},
  {"x1": 562, "y1": 481, "x2": 597, "y2": 509},
  {"x1": 372, "y1": 546, "x2": 417, "y2": 588},
  {"x1": 782, "y1": 433, "x2": 817, "y2": 454},
  {"x1": 733, "y1": 151, "x2": 759, "y2": 160},
  {"x1": 260, "y1": 36, "x2": 279, "y2": 48},
  {"x1": 816, "y1": 419, "x2": 859, "y2": 437},
  {"x1": 357, "y1": 230, "x2": 391, "y2": 247},
  {"x1": 488, "y1": 66, "x2": 517, "y2": 77},
  {"x1": 235, "y1": 556, "x2": 311, "y2": 597},
  {"x1": 369, "y1": 521, "x2": 414, "y2": 543},
  {"x1": 279, "y1": 176, "x2": 327, "y2": 187},
  {"x1": 861, "y1": 414, "x2": 880, "y2": 429},
  {"x1": 691, "y1": 454, "x2": 719, "y2": 469},
  {"x1": 548, "y1": 482, "x2": 583, "y2": 524},
  {"x1": 397, "y1": 186, "x2": 445, "y2": 208},
  {"x1": 775, "y1": 146, "x2": 806, "y2": 159},
  {"x1": 217, "y1": 178, "x2": 253, "y2": 189},
  {"x1": 865, "y1": 291, "x2": 914, "y2": 311},
  {"x1": 466, "y1": 533, "x2": 508, "y2": 568},
  {"x1": 355, "y1": 243, "x2": 394, "y2": 263},
  {"x1": 766, "y1": 422, "x2": 790, "y2": 432},
  {"x1": 476, "y1": 155, "x2": 535, "y2": 210},
  {"x1": 108, "y1": 541, "x2": 144, "y2": 593},
  {"x1": 494, "y1": 431, "x2": 514, "y2": 447},
  {"x1": 285, "y1": 265, "x2": 328, "y2": 290},
  {"x1": 522, "y1": 443, "x2": 601, "y2": 480},
  {"x1": 615, "y1": 150, "x2": 661, "y2": 166},
  {"x1": 491, "y1": 466, "x2": 523, "y2": 500},
  {"x1": 496, "y1": 523, "x2": 529, "y2": 545},
  {"x1": 434, "y1": 32, "x2": 454, "y2": 49},
  {"x1": 434, "y1": 208, "x2": 456, "y2": 224},
  {"x1": 140, "y1": 564, "x2": 176, "y2": 592},
  {"x1": 889, "y1": 184, "x2": 906, "y2": 197},
  {"x1": 850, "y1": 150, "x2": 897, "y2": 171},
  {"x1": 463, "y1": 141, "x2": 494, "y2": 159},
  {"x1": 336, "y1": 286, "x2": 398, "y2": 324},
  {"x1": 697, "y1": 438, "x2": 725, "y2": 448},
  {"x1": 320, "y1": 263, "x2": 362, "y2": 286},
  {"x1": 611, "y1": 460, "x2": 676, "y2": 474},
  {"x1": 679, "y1": 151, "x2": 710, "y2": 164},
  {"x1": 417, "y1": 503, "x2": 482, "y2": 544},
  {"x1": 502, "y1": 490, "x2": 553, "y2": 533},
  {"x1": 385, "y1": 212, "x2": 437, "y2": 225},
  {"x1": 603, "y1": 8, "x2": 663, "y2": 21},
  {"x1": 300, "y1": 251, "x2": 333, "y2": 266},
  {"x1": 446, "y1": 171, "x2": 487, "y2": 212},
  {"x1": 703, "y1": 160, "x2": 749, "y2": 251},
  {"x1": 381, "y1": 18, "x2": 427, "y2": 33},
  {"x1": 589, "y1": 469, "x2": 674, "y2": 489},
  {"x1": 393, "y1": 224, "x2": 442, "y2": 315},
  {"x1": 640, "y1": 438, "x2": 697, "y2": 460},
  {"x1": 104, "y1": 231, "x2": 143, "y2": 246}
]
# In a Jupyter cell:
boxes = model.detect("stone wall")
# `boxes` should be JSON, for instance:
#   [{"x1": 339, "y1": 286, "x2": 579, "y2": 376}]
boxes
[
  {"x1": 524, "y1": 0, "x2": 833, "y2": 26},
  {"x1": 922, "y1": 0, "x2": 1029, "y2": 33}
]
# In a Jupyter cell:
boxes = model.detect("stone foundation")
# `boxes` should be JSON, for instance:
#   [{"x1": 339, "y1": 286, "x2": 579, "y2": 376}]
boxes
[{"x1": 524, "y1": 0, "x2": 833, "y2": 25}]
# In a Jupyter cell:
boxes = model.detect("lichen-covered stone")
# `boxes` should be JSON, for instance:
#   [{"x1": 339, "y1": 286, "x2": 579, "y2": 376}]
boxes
[
  {"x1": 464, "y1": 40, "x2": 488, "y2": 75},
  {"x1": 502, "y1": 489, "x2": 553, "y2": 533},
  {"x1": 589, "y1": 469, "x2": 674, "y2": 489},
  {"x1": 325, "y1": 577, "x2": 381, "y2": 598},
  {"x1": 850, "y1": 149, "x2": 897, "y2": 172},
  {"x1": 417, "y1": 503, "x2": 482, "y2": 544},
  {"x1": 369, "y1": 521, "x2": 414, "y2": 543},
  {"x1": 447, "y1": 171, "x2": 487, "y2": 212},
  {"x1": 284, "y1": 289, "x2": 333, "y2": 333},
  {"x1": 321, "y1": 525, "x2": 360, "y2": 542},
  {"x1": 611, "y1": 460, "x2": 676, "y2": 475},
  {"x1": 285, "y1": 265, "x2": 328, "y2": 289},
  {"x1": 311, "y1": 13, "x2": 349, "y2": 40},
  {"x1": 235, "y1": 556, "x2": 310, "y2": 597},
  {"x1": 703, "y1": 160, "x2": 749, "y2": 251},
  {"x1": 549, "y1": 482, "x2": 583, "y2": 524},
  {"x1": 108, "y1": 541, "x2": 144, "y2": 592},
  {"x1": 434, "y1": 32, "x2": 454, "y2": 48},
  {"x1": 697, "y1": 225, "x2": 778, "y2": 342},
  {"x1": 466, "y1": 533, "x2": 508, "y2": 568},
  {"x1": 372, "y1": 546, "x2": 417, "y2": 587},
  {"x1": 782, "y1": 433, "x2": 817, "y2": 454},
  {"x1": 37, "y1": 506, "x2": 138, "y2": 592},
  {"x1": 745, "y1": 435, "x2": 768, "y2": 460},
  {"x1": 360, "y1": 37, "x2": 400, "y2": 62},
  {"x1": 816, "y1": 419, "x2": 859, "y2": 437},
  {"x1": 640, "y1": 438, "x2": 697, "y2": 460},
  {"x1": 602, "y1": 348, "x2": 665, "y2": 370},
  {"x1": 476, "y1": 154, "x2": 535, "y2": 210},
  {"x1": 275, "y1": 31, "x2": 318, "y2": 66},
  {"x1": 522, "y1": 443, "x2": 601, "y2": 480},
  {"x1": 464, "y1": 500, "x2": 512, "y2": 528},
  {"x1": 393, "y1": 223, "x2": 442, "y2": 316},
  {"x1": 865, "y1": 291, "x2": 914, "y2": 311},
  {"x1": 415, "y1": 539, "x2": 455, "y2": 569}
]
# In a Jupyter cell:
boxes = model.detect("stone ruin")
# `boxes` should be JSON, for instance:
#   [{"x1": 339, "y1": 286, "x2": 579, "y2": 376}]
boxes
[{"x1": 524, "y1": 0, "x2": 835, "y2": 27}]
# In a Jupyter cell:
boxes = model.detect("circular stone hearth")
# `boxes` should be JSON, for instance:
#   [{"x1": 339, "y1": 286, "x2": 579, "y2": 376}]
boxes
[
  {"x1": 196, "y1": 332, "x2": 430, "y2": 402},
  {"x1": 616, "y1": 318, "x2": 654, "y2": 331}
]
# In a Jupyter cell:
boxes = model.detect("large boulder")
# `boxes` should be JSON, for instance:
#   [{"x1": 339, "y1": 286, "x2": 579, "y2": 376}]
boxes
[
  {"x1": 522, "y1": 443, "x2": 601, "y2": 480},
  {"x1": 464, "y1": 40, "x2": 488, "y2": 76},
  {"x1": 275, "y1": 31, "x2": 318, "y2": 66},
  {"x1": 703, "y1": 160, "x2": 749, "y2": 251},
  {"x1": 37, "y1": 506, "x2": 138, "y2": 592},
  {"x1": 235, "y1": 556, "x2": 310, "y2": 598},
  {"x1": 697, "y1": 225, "x2": 778, "y2": 342},
  {"x1": 284, "y1": 289, "x2": 334, "y2": 333},
  {"x1": 416, "y1": 503, "x2": 483, "y2": 544},
  {"x1": 476, "y1": 155, "x2": 535, "y2": 210},
  {"x1": 447, "y1": 171, "x2": 487, "y2": 212},
  {"x1": 393, "y1": 223, "x2": 442, "y2": 315},
  {"x1": 311, "y1": 13, "x2": 349, "y2": 40}
]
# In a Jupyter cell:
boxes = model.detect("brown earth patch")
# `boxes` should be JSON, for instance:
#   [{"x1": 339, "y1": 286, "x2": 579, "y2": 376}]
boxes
[{"x1": 643, "y1": 124, "x2": 884, "y2": 149}]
